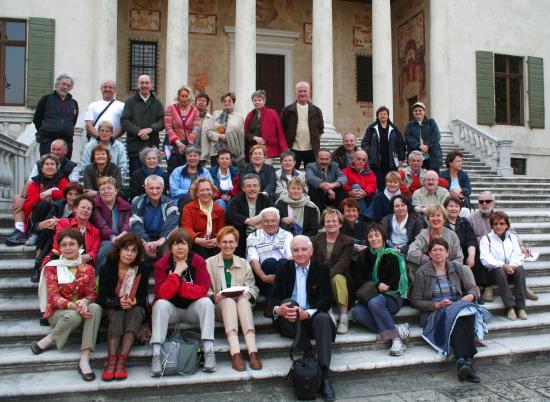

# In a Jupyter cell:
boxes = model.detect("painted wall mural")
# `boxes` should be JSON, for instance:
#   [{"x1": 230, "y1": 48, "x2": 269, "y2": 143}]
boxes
[{"x1": 397, "y1": 11, "x2": 426, "y2": 97}]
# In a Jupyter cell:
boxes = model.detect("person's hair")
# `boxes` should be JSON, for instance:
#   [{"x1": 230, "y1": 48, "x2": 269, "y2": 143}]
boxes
[
  {"x1": 445, "y1": 149, "x2": 464, "y2": 168},
  {"x1": 144, "y1": 174, "x2": 164, "y2": 188},
  {"x1": 167, "y1": 228, "x2": 192, "y2": 249},
  {"x1": 63, "y1": 182, "x2": 84, "y2": 198},
  {"x1": 321, "y1": 207, "x2": 343, "y2": 225},
  {"x1": 340, "y1": 197, "x2": 360, "y2": 212},
  {"x1": 426, "y1": 204, "x2": 447, "y2": 220},
  {"x1": 291, "y1": 235, "x2": 313, "y2": 250},
  {"x1": 317, "y1": 148, "x2": 332, "y2": 157},
  {"x1": 260, "y1": 207, "x2": 280, "y2": 220},
  {"x1": 408, "y1": 150, "x2": 423, "y2": 161},
  {"x1": 428, "y1": 237, "x2": 449, "y2": 252},
  {"x1": 96, "y1": 176, "x2": 117, "y2": 190},
  {"x1": 190, "y1": 178, "x2": 218, "y2": 199},
  {"x1": 249, "y1": 144, "x2": 266, "y2": 157},
  {"x1": 54, "y1": 73, "x2": 74, "y2": 90},
  {"x1": 385, "y1": 171, "x2": 401, "y2": 183},
  {"x1": 73, "y1": 194, "x2": 94, "y2": 209},
  {"x1": 57, "y1": 228, "x2": 84, "y2": 248},
  {"x1": 216, "y1": 225, "x2": 240, "y2": 243},
  {"x1": 376, "y1": 105, "x2": 390, "y2": 119},
  {"x1": 365, "y1": 222, "x2": 387, "y2": 244},
  {"x1": 195, "y1": 92, "x2": 210, "y2": 104},
  {"x1": 97, "y1": 120, "x2": 113, "y2": 132},
  {"x1": 287, "y1": 176, "x2": 306, "y2": 191},
  {"x1": 217, "y1": 148, "x2": 232, "y2": 158},
  {"x1": 40, "y1": 153, "x2": 60, "y2": 169},
  {"x1": 221, "y1": 92, "x2": 236, "y2": 103},
  {"x1": 280, "y1": 150, "x2": 296, "y2": 161},
  {"x1": 139, "y1": 147, "x2": 161, "y2": 164},
  {"x1": 490, "y1": 210, "x2": 511, "y2": 229},
  {"x1": 251, "y1": 90, "x2": 266, "y2": 101},
  {"x1": 343, "y1": 132, "x2": 356, "y2": 142},
  {"x1": 176, "y1": 86, "x2": 194, "y2": 102},
  {"x1": 443, "y1": 195, "x2": 463, "y2": 209},
  {"x1": 108, "y1": 232, "x2": 145, "y2": 266},
  {"x1": 91, "y1": 145, "x2": 111, "y2": 164},
  {"x1": 390, "y1": 194, "x2": 410, "y2": 211},
  {"x1": 241, "y1": 173, "x2": 260, "y2": 188},
  {"x1": 51, "y1": 139, "x2": 68, "y2": 151}
]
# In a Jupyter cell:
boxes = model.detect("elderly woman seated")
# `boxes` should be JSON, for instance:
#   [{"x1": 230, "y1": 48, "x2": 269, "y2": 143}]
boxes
[
  {"x1": 33, "y1": 228, "x2": 102, "y2": 381},
  {"x1": 351, "y1": 223, "x2": 409, "y2": 356},
  {"x1": 311, "y1": 208, "x2": 354, "y2": 334},
  {"x1": 170, "y1": 146, "x2": 213, "y2": 208},
  {"x1": 82, "y1": 146, "x2": 123, "y2": 197},
  {"x1": 275, "y1": 150, "x2": 307, "y2": 199},
  {"x1": 480, "y1": 211, "x2": 527, "y2": 321},
  {"x1": 181, "y1": 178, "x2": 226, "y2": 259},
  {"x1": 276, "y1": 176, "x2": 320, "y2": 236},
  {"x1": 440, "y1": 149, "x2": 472, "y2": 210},
  {"x1": 98, "y1": 233, "x2": 149, "y2": 381},
  {"x1": 150, "y1": 228, "x2": 216, "y2": 375},
  {"x1": 129, "y1": 147, "x2": 169, "y2": 201},
  {"x1": 364, "y1": 171, "x2": 405, "y2": 222},
  {"x1": 240, "y1": 144, "x2": 277, "y2": 200},
  {"x1": 81, "y1": 120, "x2": 128, "y2": 178},
  {"x1": 209, "y1": 149, "x2": 240, "y2": 210},
  {"x1": 381, "y1": 194, "x2": 424, "y2": 256},
  {"x1": 410, "y1": 238, "x2": 490, "y2": 383},
  {"x1": 206, "y1": 226, "x2": 262, "y2": 371}
]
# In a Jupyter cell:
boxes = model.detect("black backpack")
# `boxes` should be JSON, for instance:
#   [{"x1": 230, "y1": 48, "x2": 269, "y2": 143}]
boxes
[{"x1": 286, "y1": 314, "x2": 321, "y2": 400}]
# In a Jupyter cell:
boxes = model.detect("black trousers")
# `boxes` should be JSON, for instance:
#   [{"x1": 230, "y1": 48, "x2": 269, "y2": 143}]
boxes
[
  {"x1": 308, "y1": 186, "x2": 344, "y2": 213},
  {"x1": 292, "y1": 149, "x2": 316, "y2": 171},
  {"x1": 450, "y1": 315, "x2": 477, "y2": 360},
  {"x1": 276, "y1": 299, "x2": 335, "y2": 370}
]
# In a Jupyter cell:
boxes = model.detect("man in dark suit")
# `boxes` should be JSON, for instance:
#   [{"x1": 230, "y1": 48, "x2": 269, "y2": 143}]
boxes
[
  {"x1": 269, "y1": 235, "x2": 336, "y2": 401},
  {"x1": 305, "y1": 149, "x2": 348, "y2": 213}
]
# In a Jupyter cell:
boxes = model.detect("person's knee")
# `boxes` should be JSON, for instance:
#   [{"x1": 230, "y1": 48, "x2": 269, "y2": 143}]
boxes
[
  {"x1": 152, "y1": 299, "x2": 172, "y2": 315},
  {"x1": 87, "y1": 303, "x2": 102, "y2": 316},
  {"x1": 367, "y1": 295, "x2": 384, "y2": 310},
  {"x1": 195, "y1": 297, "x2": 215, "y2": 312}
]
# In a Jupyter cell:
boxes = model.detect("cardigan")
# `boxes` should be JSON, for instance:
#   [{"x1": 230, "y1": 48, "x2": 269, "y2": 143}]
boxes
[
  {"x1": 164, "y1": 103, "x2": 201, "y2": 145},
  {"x1": 97, "y1": 257, "x2": 150, "y2": 309},
  {"x1": 205, "y1": 253, "x2": 259, "y2": 301},
  {"x1": 92, "y1": 195, "x2": 131, "y2": 240}
]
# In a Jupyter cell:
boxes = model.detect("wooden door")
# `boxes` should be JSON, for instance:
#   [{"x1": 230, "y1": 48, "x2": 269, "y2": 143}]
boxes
[{"x1": 256, "y1": 54, "x2": 285, "y2": 114}]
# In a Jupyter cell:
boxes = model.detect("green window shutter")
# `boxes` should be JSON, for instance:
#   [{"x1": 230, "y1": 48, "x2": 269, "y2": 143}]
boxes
[
  {"x1": 528, "y1": 56, "x2": 545, "y2": 129},
  {"x1": 26, "y1": 18, "x2": 55, "y2": 109},
  {"x1": 476, "y1": 51, "x2": 495, "y2": 125}
]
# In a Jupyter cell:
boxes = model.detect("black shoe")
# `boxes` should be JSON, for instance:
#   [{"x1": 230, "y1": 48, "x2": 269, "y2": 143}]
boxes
[
  {"x1": 319, "y1": 378, "x2": 335, "y2": 402},
  {"x1": 5, "y1": 229, "x2": 27, "y2": 246},
  {"x1": 263, "y1": 305, "x2": 273, "y2": 318},
  {"x1": 39, "y1": 317, "x2": 49, "y2": 326},
  {"x1": 30, "y1": 271, "x2": 39, "y2": 283},
  {"x1": 466, "y1": 364, "x2": 481, "y2": 383},
  {"x1": 457, "y1": 362, "x2": 473, "y2": 381}
]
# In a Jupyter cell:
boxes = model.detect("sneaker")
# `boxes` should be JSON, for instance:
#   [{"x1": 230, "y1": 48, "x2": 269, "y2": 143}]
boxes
[
  {"x1": 482, "y1": 287, "x2": 494, "y2": 303},
  {"x1": 150, "y1": 354, "x2": 162, "y2": 377},
  {"x1": 525, "y1": 287, "x2": 539, "y2": 301},
  {"x1": 5, "y1": 229, "x2": 27, "y2": 246},
  {"x1": 25, "y1": 233, "x2": 38, "y2": 246},
  {"x1": 396, "y1": 323, "x2": 410, "y2": 341},
  {"x1": 506, "y1": 308, "x2": 517, "y2": 321},
  {"x1": 336, "y1": 315, "x2": 349, "y2": 334},
  {"x1": 389, "y1": 337, "x2": 406, "y2": 356},
  {"x1": 517, "y1": 309, "x2": 528, "y2": 320},
  {"x1": 203, "y1": 350, "x2": 216, "y2": 372}
]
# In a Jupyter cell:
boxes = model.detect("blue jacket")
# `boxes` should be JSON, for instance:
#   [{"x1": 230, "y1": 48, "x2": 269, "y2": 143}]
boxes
[
  {"x1": 404, "y1": 117, "x2": 442, "y2": 170},
  {"x1": 209, "y1": 165, "x2": 240, "y2": 194},
  {"x1": 439, "y1": 169, "x2": 472, "y2": 197},
  {"x1": 169, "y1": 164, "x2": 212, "y2": 203},
  {"x1": 130, "y1": 194, "x2": 179, "y2": 241}
]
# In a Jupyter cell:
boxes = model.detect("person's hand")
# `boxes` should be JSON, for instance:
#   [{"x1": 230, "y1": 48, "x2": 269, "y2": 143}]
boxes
[
  {"x1": 327, "y1": 189, "x2": 336, "y2": 200},
  {"x1": 436, "y1": 299, "x2": 453, "y2": 309},
  {"x1": 394, "y1": 246, "x2": 402, "y2": 253},
  {"x1": 461, "y1": 294, "x2": 475, "y2": 302},
  {"x1": 356, "y1": 245, "x2": 368, "y2": 253},
  {"x1": 40, "y1": 190, "x2": 53, "y2": 201},
  {"x1": 176, "y1": 141, "x2": 187, "y2": 154},
  {"x1": 174, "y1": 260, "x2": 188, "y2": 276},
  {"x1": 120, "y1": 296, "x2": 136, "y2": 310},
  {"x1": 213, "y1": 293, "x2": 225, "y2": 304},
  {"x1": 420, "y1": 144, "x2": 429, "y2": 153},
  {"x1": 253, "y1": 136, "x2": 265, "y2": 145},
  {"x1": 281, "y1": 217, "x2": 295, "y2": 225},
  {"x1": 262, "y1": 274, "x2": 275, "y2": 285},
  {"x1": 75, "y1": 299, "x2": 92, "y2": 318},
  {"x1": 466, "y1": 255, "x2": 475, "y2": 268},
  {"x1": 218, "y1": 134, "x2": 226, "y2": 141},
  {"x1": 81, "y1": 254, "x2": 92, "y2": 264},
  {"x1": 504, "y1": 264, "x2": 516, "y2": 275},
  {"x1": 112, "y1": 231, "x2": 127, "y2": 244},
  {"x1": 378, "y1": 283, "x2": 390, "y2": 292},
  {"x1": 274, "y1": 301, "x2": 292, "y2": 319},
  {"x1": 84, "y1": 189, "x2": 98, "y2": 197},
  {"x1": 520, "y1": 246, "x2": 532, "y2": 257},
  {"x1": 138, "y1": 128, "x2": 153, "y2": 139},
  {"x1": 450, "y1": 189, "x2": 464, "y2": 198},
  {"x1": 319, "y1": 182, "x2": 330, "y2": 191},
  {"x1": 221, "y1": 194, "x2": 231, "y2": 201}
]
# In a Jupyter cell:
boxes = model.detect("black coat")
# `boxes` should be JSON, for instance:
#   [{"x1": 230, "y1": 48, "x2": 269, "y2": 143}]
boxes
[
  {"x1": 240, "y1": 163, "x2": 277, "y2": 199},
  {"x1": 341, "y1": 220, "x2": 367, "y2": 245},
  {"x1": 275, "y1": 200, "x2": 319, "y2": 236},
  {"x1": 446, "y1": 217, "x2": 477, "y2": 264},
  {"x1": 97, "y1": 257, "x2": 150, "y2": 309},
  {"x1": 353, "y1": 248, "x2": 401, "y2": 293},
  {"x1": 361, "y1": 121, "x2": 406, "y2": 169}
]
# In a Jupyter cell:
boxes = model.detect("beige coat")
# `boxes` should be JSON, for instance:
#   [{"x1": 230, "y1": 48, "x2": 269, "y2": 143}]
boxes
[{"x1": 206, "y1": 253, "x2": 259, "y2": 302}]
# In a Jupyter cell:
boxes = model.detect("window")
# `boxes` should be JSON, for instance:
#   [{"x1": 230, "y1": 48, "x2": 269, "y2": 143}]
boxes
[
  {"x1": 495, "y1": 54, "x2": 523, "y2": 125},
  {"x1": 356, "y1": 55, "x2": 373, "y2": 103},
  {"x1": 511, "y1": 157, "x2": 526, "y2": 175},
  {"x1": 0, "y1": 19, "x2": 26, "y2": 105},
  {"x1": 129, "y1": 40, "x2": 158, "y2": 92}
]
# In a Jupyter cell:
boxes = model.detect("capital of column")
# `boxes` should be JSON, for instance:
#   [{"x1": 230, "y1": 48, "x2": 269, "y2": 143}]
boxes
[
  {"x1": 234, "y1": 0, "x2": 256, "y2": 115},
  {"x1": 372, "y1": 0, "x2": 393, "y2": 111},
  {"x1": 165, "y1": 0, "x2": 189, "y2": 106}
]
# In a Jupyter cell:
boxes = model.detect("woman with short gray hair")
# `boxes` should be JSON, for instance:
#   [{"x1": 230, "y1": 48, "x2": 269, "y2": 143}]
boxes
[{"x1": 129, "y1": 147, "x2": 168, "y2": 200}]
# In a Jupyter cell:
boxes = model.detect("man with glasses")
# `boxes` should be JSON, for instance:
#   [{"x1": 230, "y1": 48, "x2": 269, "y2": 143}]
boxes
[
  {"x1": 412, "y1": 170, "x2": 450, "y2": 216},
  {"x1": 341, "y1": 150, "x2": 377, "y2": 215}
]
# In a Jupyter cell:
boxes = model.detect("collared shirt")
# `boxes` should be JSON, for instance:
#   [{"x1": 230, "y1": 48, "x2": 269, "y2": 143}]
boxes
[
  {"x1": 140, "y1": 93, "x2": 150, "y2": 104},
  {"x1": 246, "y1": 228, "x2": 293, "y2": 263},
  {"x1": 291, "y1": 262, "x2": 317, "y2": 318},
  {"x1": 144, "y1": 197, "x2": 163, "y2": 238}
]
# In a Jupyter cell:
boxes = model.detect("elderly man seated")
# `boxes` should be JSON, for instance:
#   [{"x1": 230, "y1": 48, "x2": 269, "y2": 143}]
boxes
[
  {"x1": 412, "y1": 170, "x2": 450, "y2": 216},
  {"x1": 332, "y1": 132, "x2": 357, "y2": 170},
  {"x1": 306, "y1": 149, "x2": 348, "y2": 213},
  {"x1": 400, "y1": 150, "x2": 448, "y2": 197},
  {"x1": 246, "y1": 207, "x2": 293, "y2": 308},
  {"x1": 130, "y1": 175, "x2": 179, "y2": 259},
  {"x1": 342, "y1": 149, "x2": 377, "y2": 215},
  {"x1": 269, "y1": 235, "x2": 336, "y2": 402}
]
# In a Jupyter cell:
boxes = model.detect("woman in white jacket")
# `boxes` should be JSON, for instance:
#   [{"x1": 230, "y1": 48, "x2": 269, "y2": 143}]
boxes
[{"x1": 479, "y1": 211, "x2": 527, "y2": 321}]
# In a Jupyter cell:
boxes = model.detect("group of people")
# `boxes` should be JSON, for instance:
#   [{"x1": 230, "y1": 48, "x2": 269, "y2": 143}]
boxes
[{"x1": 6, "y1": 73, "x2": 537, "y2": 401}]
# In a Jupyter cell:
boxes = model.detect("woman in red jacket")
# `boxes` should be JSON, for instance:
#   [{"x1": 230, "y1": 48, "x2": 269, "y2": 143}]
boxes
[
  {"x1": 244, "y1": 90, "x2": 288, "y2": 162},
  {"x1": 150, "y1": 228, "x2": 216, "y2": 375},
  {"x1": 181, "y1": 178, "x2": 225, "y2": 259}
]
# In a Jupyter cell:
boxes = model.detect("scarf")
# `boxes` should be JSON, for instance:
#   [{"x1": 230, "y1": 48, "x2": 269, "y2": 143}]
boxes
[
  {"x1": 199, "y1": 200, "x2": 214, "y2": 237},
  {"x1": 276, "y1": 192, "x2": 319, "y2": 227},
  {"x1": 384, "y1": 187, "x2": 401, "y2": 201},
  {"x1": 118, "y1": 267, "x2": 138, "y2": 298},
  {"x1": 140, "y1": 164, "x2": 165, "y2": 178},
  {"x1": 38, "y1": 253, "x2": 83, "y2": 313},
  {"x1": 216, "y1": 109, "x2": 230, "y2": 127},
  {"x1": 369, "y1": 246, "x2": 408, "y2": 299}
]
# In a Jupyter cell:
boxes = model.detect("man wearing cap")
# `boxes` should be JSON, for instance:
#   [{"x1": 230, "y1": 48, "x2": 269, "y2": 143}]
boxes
[
  {"x1": 169, "y1": 146, "x2": 212, "y2": 208},
  {"x1": 404, "y1": 102, "x2": 442, "y2": 173}
]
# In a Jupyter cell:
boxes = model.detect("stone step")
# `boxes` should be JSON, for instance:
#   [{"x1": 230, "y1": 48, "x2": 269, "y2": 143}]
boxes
[
  {"x1": 512, "y1": 222, "x2": 550, "y2": 234},
  {"x1": 0, "y1": 244, "x2": 36, "y2": 260},
  {"x1": 503, "y1": 210, "x2": 550, "y2": 223},
  {"x1": 470, "y1": 193, "x2": 550, "y2": 201},
  {"x1": 516, "y1": 233, "x2": 550, "y2": 248},
  {"x1": 470, "y1": 177, "x2": 550, "y2": 183},
  {"x1": 471, "y1": 189, "x2": 550, "y2": 196},
  {"x1": 488, "y1": 200, "x2": 550, "y2": 209}
]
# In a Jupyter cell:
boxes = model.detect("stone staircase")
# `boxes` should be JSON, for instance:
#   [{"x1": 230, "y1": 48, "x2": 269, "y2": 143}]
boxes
[{"x1": 1, "y1": 134, "x2": 550, "y2": 401}]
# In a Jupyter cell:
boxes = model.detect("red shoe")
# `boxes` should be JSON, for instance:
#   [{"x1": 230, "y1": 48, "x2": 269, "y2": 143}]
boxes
[
  {"x1": 114, "y1": 355, "x2": 128, "y2": 380},
  {"x1": 101, "y1": 355, "x2": 117, "y2": 381}
]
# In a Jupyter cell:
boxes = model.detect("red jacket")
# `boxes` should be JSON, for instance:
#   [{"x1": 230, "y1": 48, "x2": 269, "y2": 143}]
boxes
[
  {"x1": 244, "y1": 107, "x2": 288, "y2": 158},
  {"x1": 342, "y1": 167, "x2": 377, "y2": 199},
  {"x1": 53, "y1": 217, "x2": 101, "y2": 263},
  {"x1": 23, "y1": 177, "x2": 68, "y2": 228},
  {"x1": 153, "y1": 253, "x2": 210, "y2": 309},
  {"x1": 181, "y1": 199, "x2": 226, "y2": 242}
]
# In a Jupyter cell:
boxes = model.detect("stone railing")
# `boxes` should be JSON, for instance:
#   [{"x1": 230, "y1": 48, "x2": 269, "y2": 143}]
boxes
[{"x1": 450, "y1": 119, "x2": 513, "y2": 177}]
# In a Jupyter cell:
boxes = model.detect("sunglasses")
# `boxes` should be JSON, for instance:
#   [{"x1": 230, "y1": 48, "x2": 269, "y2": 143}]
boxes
[{"x1": 478, "y1": 199, "x2": 494, "y2": 205}]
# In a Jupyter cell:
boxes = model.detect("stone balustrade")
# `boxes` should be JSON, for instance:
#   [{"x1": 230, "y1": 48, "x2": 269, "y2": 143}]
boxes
[{"x1": 451, "y1": 119, "x2": 513, "y2": 177}]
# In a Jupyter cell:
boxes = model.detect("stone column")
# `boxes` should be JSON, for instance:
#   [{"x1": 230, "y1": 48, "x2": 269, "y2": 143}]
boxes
[
  {"x1": 372, "y1": 0, "x2": 393, "y2": 111},
  {"x1": 312, "y1": 0, "x2": 338, "y2": 138},
  {"x1": 234, "y1": 0, "x2": 256, "y2": 114},
  {"x1": 165, "y1": 0, "x2": 189, "y2": 106},
  {"x1": 429, "y1": 0, "x2": 451, "y2": 133},
  {"x1": 93, "y1": 0, "x2": 118, "y2": 87}
]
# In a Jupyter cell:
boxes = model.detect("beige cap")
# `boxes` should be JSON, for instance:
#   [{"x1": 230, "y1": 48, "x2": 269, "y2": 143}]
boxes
[{"x1": 412, "y1": 101, "x2": 426, "y2": 110}]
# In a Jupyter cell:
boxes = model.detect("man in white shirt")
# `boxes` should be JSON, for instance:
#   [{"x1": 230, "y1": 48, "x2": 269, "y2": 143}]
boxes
[{"x1": 84, "y1": 80, "x2": 125, "y2": 139}]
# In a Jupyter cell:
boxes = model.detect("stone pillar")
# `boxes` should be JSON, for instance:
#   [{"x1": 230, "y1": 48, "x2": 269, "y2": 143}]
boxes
[
  {"x1": 93, "y1": 0, "x2": 118, "y2": 91},
  {"x1": 165, "y1": 0, "x2": 189, "y2": 106},
  {"x1": 372, "y1": 0, "x2": 393, "y2": 111},
  {"x1": 312, "y1": 0, "x2": 338, "y2": 138},
  {"x1": 234, "y1": 0, "x2": 256, "y2": 114},
  {"x1": 429, "y1": 0, "x2": 451, "y2": 133}
]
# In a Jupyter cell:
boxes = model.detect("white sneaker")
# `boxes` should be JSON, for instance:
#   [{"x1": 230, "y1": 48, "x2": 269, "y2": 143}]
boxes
[
  {"x1": 203, "y1": 350, "x2": 216, "y2": 372},
  {"x1": 396, "y1": 323, "x2": 410, "y2": 341},
  {"x1": 389, "y1": 337, "x2": 406, "y2": 356},
  {"x1": 337, "y1": 315, "x2": 349, "y2": 334},
  {"x1": 150, "y1": 354, "x2": 162, "y2": 377}
]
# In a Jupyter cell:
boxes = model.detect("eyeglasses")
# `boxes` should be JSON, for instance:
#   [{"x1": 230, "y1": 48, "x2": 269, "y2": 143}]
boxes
[
  {"x1": 493, "y1": 221, "x2": 508, "y2": 226},
  {"x1": 478, "y1": 199, "x2": 494, "y2": 205}
]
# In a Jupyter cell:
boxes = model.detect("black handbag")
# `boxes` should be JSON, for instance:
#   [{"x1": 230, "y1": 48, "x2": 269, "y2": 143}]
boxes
[
  {"x1": 287, "y1": 313, "x2": 321, "y2": 400},
  {"x1": 355, "y1": 281, "x2": 379, "y2": 305}
]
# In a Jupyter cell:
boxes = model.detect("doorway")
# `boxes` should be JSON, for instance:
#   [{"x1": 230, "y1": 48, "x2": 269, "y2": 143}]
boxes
[{"x1": 256, "y1": 54, "x2": 285, "y2": 113}]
